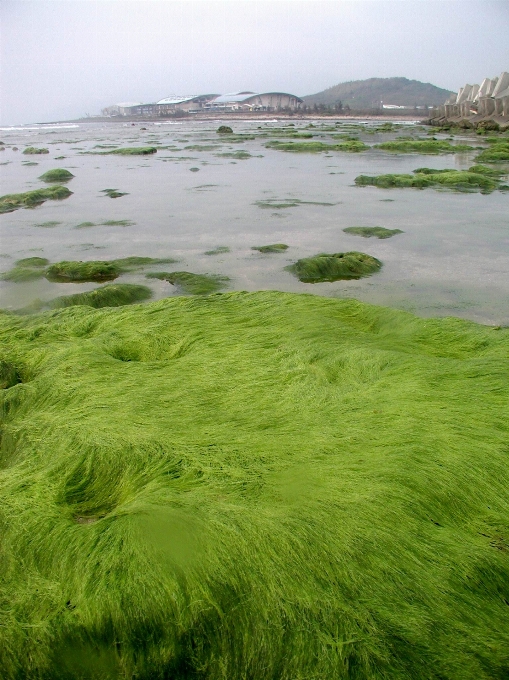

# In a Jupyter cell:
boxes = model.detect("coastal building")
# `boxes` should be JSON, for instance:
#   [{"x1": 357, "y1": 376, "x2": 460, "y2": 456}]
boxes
[
  {"x1": 155, "y1": 94, "x2": 219, "y2": 114},
  {"x1": 205, "y1": 91, "x2": 303, "y2": 112}
]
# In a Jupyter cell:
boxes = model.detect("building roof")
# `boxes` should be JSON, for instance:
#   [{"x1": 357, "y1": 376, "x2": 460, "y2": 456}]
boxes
[
  {"x1": 211, "y1": 91, "x2": 303, "y2": 104},
  {"x1": 156, "y1": 94, "x2": 218, "y2": 105},
  {"x1": 116, "y1": 102, "x2": 142, "y2": 108}
]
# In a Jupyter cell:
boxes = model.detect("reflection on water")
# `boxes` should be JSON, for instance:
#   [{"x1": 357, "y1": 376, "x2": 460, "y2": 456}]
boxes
[{"x1": 0, "y1": 119, "x2": 507, "y2": 324}]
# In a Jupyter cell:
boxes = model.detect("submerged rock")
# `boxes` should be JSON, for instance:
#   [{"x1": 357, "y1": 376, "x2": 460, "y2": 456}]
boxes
[
  {"x1": 22, "y1": 147, "x2": 49, "y2": 155},
  {"x1": 0, "y1": 186, "x2": 72, "y2": 214},
  {"x1": 251, "y1": 244, "x2": 289, "y2": 253},
  {"x1": 146, "y1": 271, "x2": 230, "y2": 295},
  {"x1": 38, "y1": 169, "x2": 74, "y2": 183},
  {"x1": 216, "y1": 126, "x2": 233, "y2": 134}
]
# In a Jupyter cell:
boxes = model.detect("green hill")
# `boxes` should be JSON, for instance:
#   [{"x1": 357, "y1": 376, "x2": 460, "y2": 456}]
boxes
[{"x1": 303, "y1": 77, "x2": 453, "y2": 110}]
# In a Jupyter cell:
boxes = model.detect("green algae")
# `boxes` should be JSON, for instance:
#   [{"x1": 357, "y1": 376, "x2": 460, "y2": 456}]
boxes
[
  {"x1": 287, "y1": 251, "x2": 382, "y2": 282},
  {"x1": 38, "y1": 169, "x2": 74, "y2": 183},
  {"x1": 101, "y1": 220, "x2": 136, "y2": 227},
  {"x1": 266, "y1": 140, "x2": 369, "y2": 153},
  {"x1": 47, "y1": 283, "x2": 152, "y2": 309},
  {"x1": 0, "y1": 359, "x2": 19, "y2": 388},
  {"x1": 86, "y1": 147, "x2": 158, "y2": 156},
  {"x1": 0, "y1": 186, "x2": 72, "y2": 214},
  {"x1": 15, "y1": 257, "x2": 49, "y2": 268},
  {"x1": 74, "y1": 222, "x2": 97, "y2": 229},
  {"x1": 101, "y1": 188, "x2": 128, "y2": 198},
  {"x1": 204, "y1": 246, "x2": 230, "y2": 256},
  {"x1": 216, "y1": 151, "x2": 256, "y2": 159},
  {"x1": 374, "y1": 140, "x2": 475, "y2": 154},
  {"x1": 146, "y1": 271, "x2": 230, "y2": 295},
  {"x1": 475, "y1": 142, "x2": 509, "y2": 163},
  {"x1": 1, "y1": 291, "x2": 508, "y2": 678},
  {"x1": 22, "y1": 147, "x2": 49, "y2": 154},
  {"x1": 251, "y1": 243, "x2": 289, "y2": 253},
  {"x1": 46, "y1": 260, "x2": 120, "y2": 283},
  {"x1": 216, "y1": 125, "x2": 233, "y2": 134},
  {"x1": 343, "y1": 226, "x2": 403, "y2": 239},
  {"x1": 33, "y1": 220, "x2": 62, "y2": 228},
  {"x1": 354, "y1": 169, "x2": 501, "y2": 193},
  {"x1": 255, "y1": 198, "x2": 335, "y2": 209}
]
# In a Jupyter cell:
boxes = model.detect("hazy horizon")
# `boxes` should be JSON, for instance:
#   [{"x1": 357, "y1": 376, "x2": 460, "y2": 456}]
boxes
[{"x1": 1, "y1": 0, "x2": 508, "y2": 125}]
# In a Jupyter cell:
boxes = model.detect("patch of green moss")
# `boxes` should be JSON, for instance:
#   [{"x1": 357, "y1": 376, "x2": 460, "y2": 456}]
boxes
[
  {"x1": 0, "y1": 186, "x2": 72, "y2": 214},
  {"x1": 354, "y1": 170, "x2": 500, "y2": 193},
  {"x1": 46, "y1": 261, "x2": 121, "y2": 283},
  {"x1": 33, "y1": 220, "x2": 62, "y2": 228},
  {"x1": 87, "y1": 147, "x2": 158, "y2": 156},
  {"x1": 146, "y1": 271, "x2": 230, "y2": 295},
  {"x1": 251, "y1": 244, "x2": 289, "y2": 253},
  {"x1": 74, "y1": 222, "x2": 97, "y2": 229},
  {"x1": 38, "y1": 169, "x2": 74, "y2": 183},
  {"x1": 266, "y1": 140, "x2": 369, "y2": 153},
  {"x1": 343, "y1": 227, "x2": 403, "y2": 239},
  {"x1": 49, "y1": 284, "x2": 152, "y2": 309},
  {"x1": 255, "y1": 198, "x2": 335, "y2": 209},
  {"x1": 185, "y1": 145, "x2": 222, "y2": 151},
  {"x1": 101, "y1": 189, "x2": 128, "y2": 198},
  {"x1": 204, "y1": 247, "x2": 230, "y2": 256},
  {"x1": 101, "y1": 220, "x2": 136, "y2": 227},
  {"x1": 216, "y1": 151, "x2": 254, "y2": 159},
  {"x1": 217, "y1": 126, "x2": 233, "y2": 134},
  {"x1": 16, "y1": 257, "x2": 49, "y2": 268},
  {"x1": 374, "y1": 140, "x2": 474, "y2": 154},
  {"x1": 286, "y1": 251, "x2": 382, "y2": 282},
  {"x1": 22, "y1": 147, "x2": 49, "y2": 155},
  {"x1": 475, "y1": 143, "x2": 509, "y2": 163}
]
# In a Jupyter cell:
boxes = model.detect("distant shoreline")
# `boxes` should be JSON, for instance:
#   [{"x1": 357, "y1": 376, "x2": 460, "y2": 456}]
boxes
[{"x1": 36, "y1": 112, "x2": 427, "y2": 125}]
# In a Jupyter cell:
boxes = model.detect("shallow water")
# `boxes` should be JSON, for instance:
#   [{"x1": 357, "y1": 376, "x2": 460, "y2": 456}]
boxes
[{"x1": 0, "y1": 119, "x2": 508, "y2": 324}]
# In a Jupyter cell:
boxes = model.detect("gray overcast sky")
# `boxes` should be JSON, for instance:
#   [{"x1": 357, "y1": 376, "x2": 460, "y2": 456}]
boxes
[{"x1": 1, "y1": 0, "x2": 508, "y2": 124}]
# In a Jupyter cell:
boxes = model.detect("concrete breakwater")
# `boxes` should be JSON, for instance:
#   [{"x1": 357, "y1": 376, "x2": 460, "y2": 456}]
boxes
[{"x1": 428, "y1": 70, "x2": 509, "y2": 129}]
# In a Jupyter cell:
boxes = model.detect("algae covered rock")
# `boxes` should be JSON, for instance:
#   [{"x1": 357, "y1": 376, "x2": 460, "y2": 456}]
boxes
[
  {"x1": 354, "y1": 169, "x2": 502, "y2": 193},
  {"x1": 1, "y1": 257, "x2": 50, "y2": 282},
  {"x1": 46, "y1": 260, "x2": 121, "y2": 283},
  {"x1": 374, "y1": 140, "x2": 474, "y2": 154},
  {"x1": 217, "y1": 126, "x2": 233, "y2": 134},
  {"x1": 48, "y1": 283, "x2": 152, "y2": 309},
  {"x1": 0, "y1": 186, "x2": 72, "y2": 214},
  {"x1": 286, "y1": 251, "x2": 382, "y2": 282},
  {"x1": 266, "y1": 140, "x2": 368, "y2": 153},
  {"x1": 251, "y1": 243, "x2": 289, "y2": 253},
  {"x1": 146, "y1": 271, "x2": 230, "y2": 295},
  {"x1": 38, "y1": 169, "x2": 74, "y2": 183},
  {"x1": 343, "y1": 227, "x2": 403, "y2": 239},
  {"x1": 22, "y1": 147, "x2": 49, "y2": 155}
]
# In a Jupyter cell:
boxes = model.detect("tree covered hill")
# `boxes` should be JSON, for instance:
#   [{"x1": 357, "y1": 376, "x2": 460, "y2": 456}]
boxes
[{"x1": 303, "y1": 77, "x2": 454, "y2": 110}]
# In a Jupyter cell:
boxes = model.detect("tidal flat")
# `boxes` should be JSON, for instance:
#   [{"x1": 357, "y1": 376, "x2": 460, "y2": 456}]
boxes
[
  {"x1": 0, "y1": 119, "x2": 507, "y2": 323},
  {"x1": 0, "y1": 119, "x2": 509, "y2": 679}
]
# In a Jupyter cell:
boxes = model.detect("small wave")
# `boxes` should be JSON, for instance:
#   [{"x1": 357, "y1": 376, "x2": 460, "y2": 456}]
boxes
[{"x1": 0, "y1": 124, "x2": 80, "y2": 131}]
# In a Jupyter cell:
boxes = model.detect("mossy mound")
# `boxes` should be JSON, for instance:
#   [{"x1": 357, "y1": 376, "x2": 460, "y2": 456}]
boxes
[
  {"x1": 89, "y1": 147, "x2": 157, "y2": 156},
  {"x1": 101, "y1": 188, "x2": 128, "y2": 198},
  {"x1": 355, "y1": 170, "x2": 501, "y2": 193},
  {"x1": 22, "y1": 147, "x2": 49, "y2": 155},
  {"x1": 16, "y1": 257, "x2": 49, "y2": 268},
  {"x1": 38, "y1": 169, "x2": 74, "y2": 183},
  {"x1": 45, "y1": 261, "x2": 121, "y2": 283},
  {"x1": 476, "y1": 142, "x2": 509, "y2": 163},
  {"x1": 0, "y1": 186, "x2": 72, "y2": 214},
  {"x1": 204, "y1": 247, "x2": 230, "y2": 256},
  {"x1": 266, "y1": 140, "x2": 368, "y2": 153},
  {"x1": 1, "y1": 291, "x2": 509, "y2": 678},
  {"x1": 146, "y1": 271, "x2": 230, "y2": 295},
  {"x1": 286, "y1": 251, "x2": 382, "y2": 282},
  {"x1": 255, "y1": 198, "x2": 335, "y2": 209},
  {"x1": 216, "y1": 125, "x2": 233, "y2": 134},
  {"x1": 48, "y1": 283, "x2": 152, "y2": 309},
  {"x1": 374, "y1": 140, "x2": 474, "y2": 154},
  {"x1": 1, "y1": 257, "x2": 50, "y2": 283},
  {"x1": 343, "y1": 226, "x2": 403, "y2": 239},
  {"x1": 216, "y1": 151, "x2": 254, "y2": 159},
  {"x1": 251, "y1": 243, "x2": 289, "y2": 253}
]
